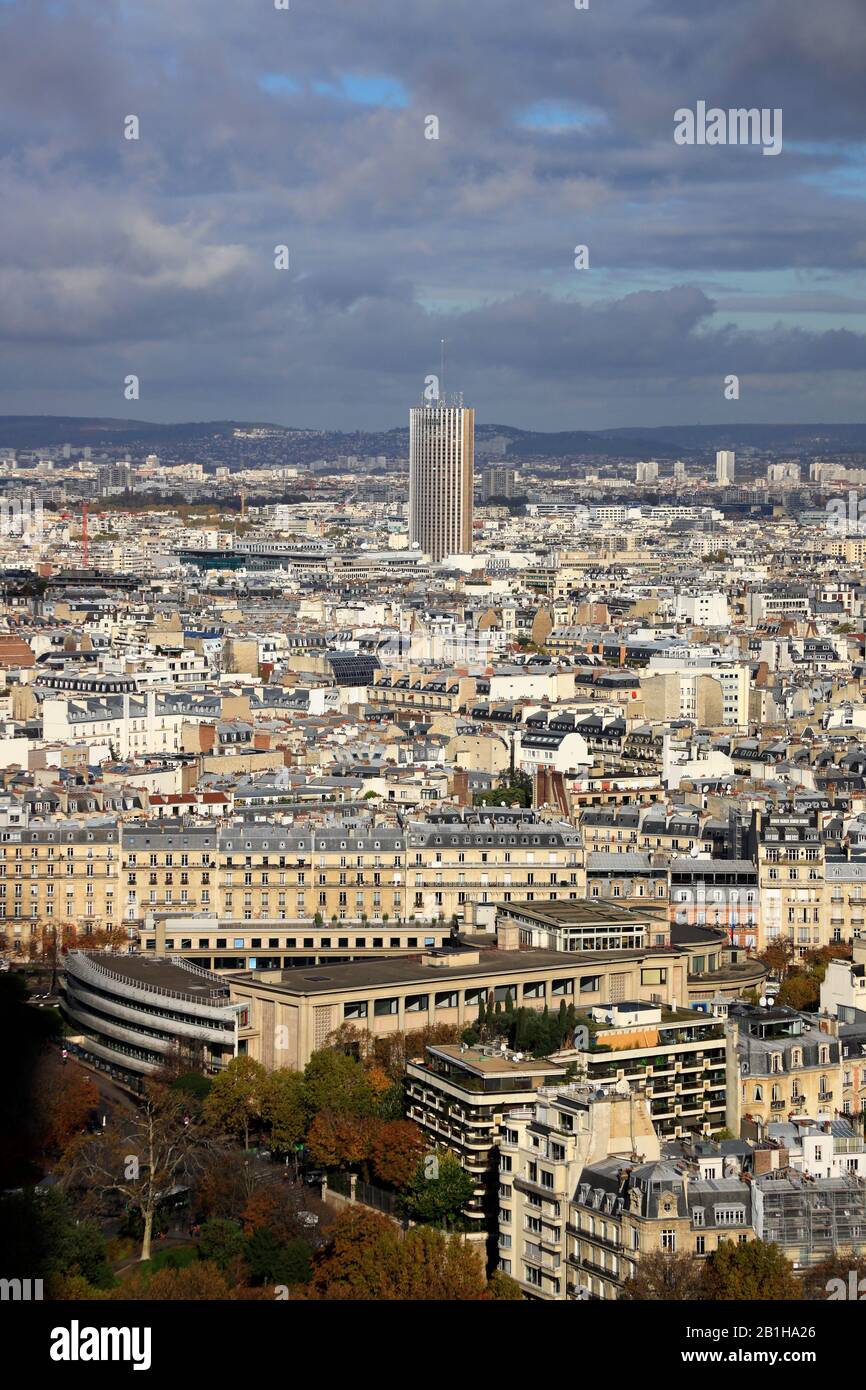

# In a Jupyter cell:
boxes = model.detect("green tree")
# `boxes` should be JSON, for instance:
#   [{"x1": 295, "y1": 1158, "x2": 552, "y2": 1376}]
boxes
[
  {"x1": 0, "y1": 1189, "x2": 113, "y2": 1285},
  {"x1": 198, "y1": 1217, "x2": 246, "y2": 1271},
  {"x1": 702, "y1": 1239, "x2": 801, "y2": 1301},
  {"x1": 204, "y1": 1056, "x2": 268, "y2": 1148},
  {"x1": 376, "y1": 1079, "x2": 406, "y2": 1121},
  {"x1": 171, "y1": 1072, "x2": 212, "y2": 1104},
  {"x1": 404, "y1": 1150, "x2": 475, "y2": 1230},
  {"x1": 261, "y1": 1069, "x2": 306, "y2": 1152},
  {"x1": 302, "y1": 1049, "x2": 376, "y2": 1121},
  {"x1": 58, "y1": 1217, "x2": 115, "y2": 1289},
  {"x1": 245, "y1": 1228, "x2": 312, "y2": 1285}
]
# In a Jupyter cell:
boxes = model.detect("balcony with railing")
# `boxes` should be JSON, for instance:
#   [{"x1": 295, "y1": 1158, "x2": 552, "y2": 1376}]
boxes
[{"x1": 522, "y1": 1243, "x2": 561, "y2": 1272}]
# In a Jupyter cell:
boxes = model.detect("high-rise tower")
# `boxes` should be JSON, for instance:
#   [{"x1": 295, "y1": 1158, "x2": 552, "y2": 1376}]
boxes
[{"x1": 408, "y1": 400, "x2": 474, "y2": 561}]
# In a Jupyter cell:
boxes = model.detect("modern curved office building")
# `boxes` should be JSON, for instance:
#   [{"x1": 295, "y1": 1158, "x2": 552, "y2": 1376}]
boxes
[{"x1": 62, "y1": 952, "x2": 245, "y2": 1090}]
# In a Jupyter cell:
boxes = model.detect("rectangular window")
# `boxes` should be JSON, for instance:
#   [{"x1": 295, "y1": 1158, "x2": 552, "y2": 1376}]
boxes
[
  {"x1": 715, "y1": 1207, "x2": 746, "y2": 1226},
  {"x1": 435, "y1": 990, "x2": 458, "y2": 1010},
  {"x1": 641, "y1": 968, "x2": 667, "y2": 986},
  {"x1": 373, "y1": 997, "x2": 398, "y2": 1017}
]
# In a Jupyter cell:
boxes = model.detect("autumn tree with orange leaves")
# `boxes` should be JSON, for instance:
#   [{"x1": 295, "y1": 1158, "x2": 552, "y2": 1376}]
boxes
[
  {"x1": 306, "y1": 1110, "x2": 426, "y2": 1190},
  {"x1": 368, "y1": 1120, "x2": 426, "y2": 1190},
  {"x1": 309, "y1": 1207, "x2": 521, "y2": 1301},
  {"x1": 34, "y1": 1049, "x2": 98, "y2": 1154},
  {"x1": 306, "y1": 1110, "x2": 373, "y2": 1173}
]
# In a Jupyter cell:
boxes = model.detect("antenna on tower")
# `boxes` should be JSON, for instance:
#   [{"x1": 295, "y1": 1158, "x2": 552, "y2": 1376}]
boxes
[{"x1": 440, "y1": 338, "x2": 446, "y2": 403}]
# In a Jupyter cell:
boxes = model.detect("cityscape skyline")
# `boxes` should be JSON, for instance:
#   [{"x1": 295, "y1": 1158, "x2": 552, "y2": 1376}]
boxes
[{"x1": 3, "y1": 0, "x2": 866, "y2": 1343}]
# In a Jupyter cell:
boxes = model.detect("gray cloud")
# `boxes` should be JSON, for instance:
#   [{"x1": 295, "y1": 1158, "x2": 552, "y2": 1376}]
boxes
[{"x1": 0, "y1": 0, "x2": 864, "y2": 428}]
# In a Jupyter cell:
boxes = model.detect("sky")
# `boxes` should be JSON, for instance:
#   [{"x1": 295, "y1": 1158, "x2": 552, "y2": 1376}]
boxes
[{"x1": 1, "y1": 0, "x2": 866, "y2": 431}]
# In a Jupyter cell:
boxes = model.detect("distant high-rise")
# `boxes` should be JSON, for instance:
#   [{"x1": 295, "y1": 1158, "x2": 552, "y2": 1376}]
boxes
[
  {"x1": 635, "y1": 459, "x2": 659, "y2": 483},
  {"x1": 716, "y1": 450, "x2": 735, "y2": 485},
  {"x1": 482, "y1": 464, "x2": 517, "y2": 502},
  {"x1": 409, "y1": 400, "x2": 474, "y2": 561}
]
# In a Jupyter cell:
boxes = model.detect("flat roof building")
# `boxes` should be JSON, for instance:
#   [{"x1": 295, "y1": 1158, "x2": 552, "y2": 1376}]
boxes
[
  {"x1": 406, "y1": 1044, "x2": 568, "y2": 1240},
  {"x1": 227, "y1": 940, "x2": 693, "y2": 1071}
]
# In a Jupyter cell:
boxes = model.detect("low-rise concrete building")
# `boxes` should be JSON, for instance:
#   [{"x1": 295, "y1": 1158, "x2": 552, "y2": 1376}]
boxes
[{"x1": 226, "y1": 939, "x2": 694, "y2": 1072}]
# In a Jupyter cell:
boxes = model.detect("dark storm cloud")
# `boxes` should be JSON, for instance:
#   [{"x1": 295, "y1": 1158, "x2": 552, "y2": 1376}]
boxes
[{"x1": 0, "y1": 0, "x2": 864, "y2": 428}]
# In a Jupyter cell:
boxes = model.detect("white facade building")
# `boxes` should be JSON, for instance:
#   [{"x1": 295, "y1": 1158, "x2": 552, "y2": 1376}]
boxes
[{"x1": 674, "y1": 592, "x2": 730, "y2": 626}]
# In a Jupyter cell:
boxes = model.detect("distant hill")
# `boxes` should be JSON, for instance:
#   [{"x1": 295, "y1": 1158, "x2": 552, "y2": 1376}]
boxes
[
  {"x1": 0, "y1": 417, "x2": 294, "y2": 449},
  {"x1": 2, "y1": 415, "x2": 866, "y2": 460},
  {"x1": 504, "y1": 422, "x2": 866, "y2": 459}
]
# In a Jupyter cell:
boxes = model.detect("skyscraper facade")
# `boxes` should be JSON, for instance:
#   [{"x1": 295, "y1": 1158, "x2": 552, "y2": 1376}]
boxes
[
  {"x1": 635, "y1": 459, "x2": 659, "y2": 483},
  {"x1": 408, "y1": 401, "x2": 475, "y2": 561},
  {"x1": 481, "y1": 464, "x2": 517, "y2": 502},
  {"x1": 716, "y1": 450, "x2": 736, "y2": 485}
]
